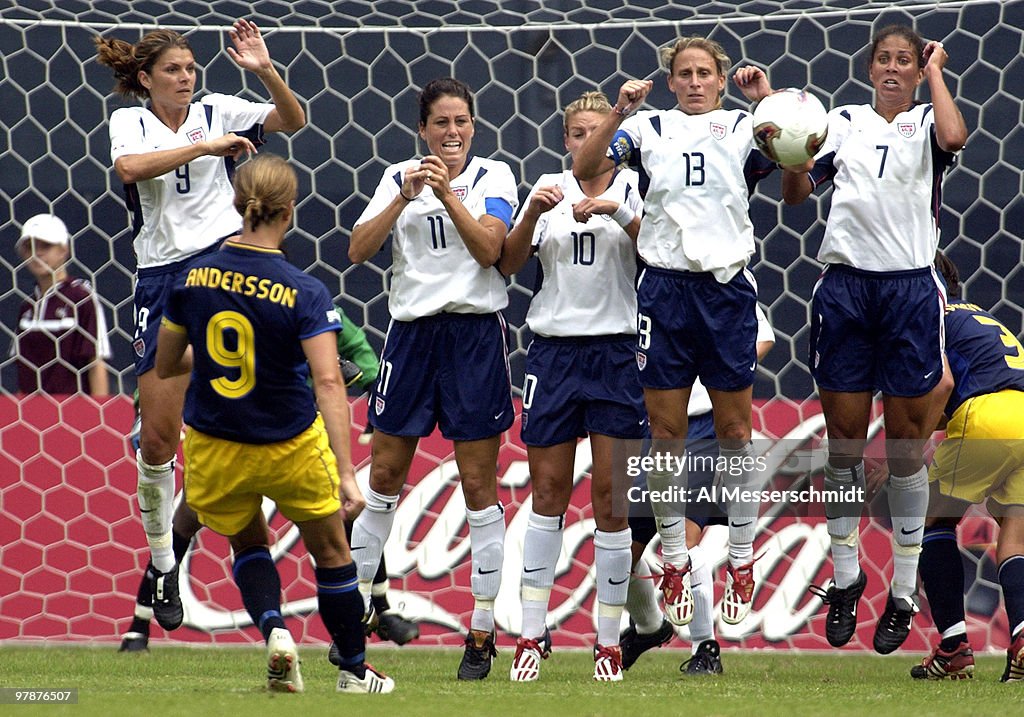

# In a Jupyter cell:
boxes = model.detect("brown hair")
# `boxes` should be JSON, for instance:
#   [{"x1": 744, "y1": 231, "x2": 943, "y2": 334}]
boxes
[
  {"x1": 563, "y1": 91, "x2": 613, "y2": 131},
  {"x1": 232, "y1": 155, "x2": 297, "y2": 232},
  {"x1": 94, "y1": 29, "x2": 193, "y2": 100},
  {"x1": 869, "y1": 24, "x2": 926, "y2": 69},
  {"x1": 659, "y1": 36, "x2": 731, "y2": 77},
  {"x1": 418, "y1": 77, "x2": 475, "y2": 126},
  {"x1": 934, "y1": 250, "x2": 960, "y2": 299}
]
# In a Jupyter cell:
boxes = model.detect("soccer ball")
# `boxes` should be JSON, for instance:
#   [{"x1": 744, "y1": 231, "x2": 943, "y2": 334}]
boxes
[{"x1": 752, "y1": 88, "x2": 828, "y2": 166}]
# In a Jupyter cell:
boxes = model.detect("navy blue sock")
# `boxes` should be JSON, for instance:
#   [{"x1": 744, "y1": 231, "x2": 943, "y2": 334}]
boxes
[
  {"x1": 919, "y1": 526, "x2": 965, "y2": 635},
  {"x1": 232, "y1": 546, "x2": 286, "y2": 642},
  {"x1": 998, "y1": 555, "x2": 1024, "y2": 640},
  {"x1": 317, "y1": 562, "x2": 366, "y2": 678}
]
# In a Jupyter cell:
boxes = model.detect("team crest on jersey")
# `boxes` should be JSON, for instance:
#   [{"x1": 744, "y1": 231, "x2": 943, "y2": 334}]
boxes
[
  {"x1": 709, "y1": 122, "x2": 727, "y2": 140},
  {"x1": 452, "y1": 186, "x2": 467, "y2": 202},
  {"x1": 375, "y1": 396, "x2": 386, "y2": 415},
  {"x1": 133, "y1": 338, "x2": 146, "y2": 357},
  {"x1": 187, "y1": 127, "x2": 206, "y2": 144},
  {"x1": 521, "y1": 412, "x2": 528, "y2": 430},
  {"x1": 897, "y1": 123, "x2": 916, "y2": 138},
  {"x1": 636, "y1": 351, "x2": 647, "y2": 371}
]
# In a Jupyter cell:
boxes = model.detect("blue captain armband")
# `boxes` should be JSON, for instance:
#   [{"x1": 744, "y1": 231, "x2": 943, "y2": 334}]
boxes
[
  {"x1": 485, "y1": 197, "x2": 514, "y2": 229},
  {"x1": 608, "y1": 130, "x2": 635, "y2": 166}
]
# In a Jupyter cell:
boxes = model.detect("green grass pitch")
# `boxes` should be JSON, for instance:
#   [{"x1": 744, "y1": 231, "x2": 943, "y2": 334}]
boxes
[{"x1": 0, "y1": 645, "x2": 1015, "y2": 716}]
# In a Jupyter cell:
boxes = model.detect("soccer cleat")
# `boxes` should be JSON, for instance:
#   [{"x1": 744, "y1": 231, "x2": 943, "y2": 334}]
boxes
[
  {"x1": 151, "y1": 565, "x2": 183, "y2": 631},
  {"x1": 509, "y1": 629, "x2": 552, "y2": 682},
  {"x1": 361, "y1": 601, "x2": 379, "y2": 637},
  {"x1": 808, "y1": 570, "x2": 867, "y2": 647},
  {"x1": 620, "y1": 619, "x2": 674, "y2": 671},
  {"x1": 873, "y1": 592, "x2": 919, "y2": 654},
  {"x1": 721, "y1": 559, "x2": 758, "y2": 625},
  {"x1": 659, "y1": 562, "x2": 694, "y2": 626},
  {"x1": 1000, "y1": 632, "x2": 1024, "y2": 682},
  {"x1": 118, "y1": 631, "x2": 149, "y2": 653},
  {"x1": 337, "y1": 663, "x2": 395, "y2": 694},
  {"x1": 266, "y1": 627, "x2": 304, "y2": 693},
  {"x1": 375, "y1": 612, "x2": 420, "y2": 646},
  {"x1": 593, "y1": 644, "x2": 624, "y2": 682},
  {"x1": 910, "y1": 640, "x2": 974, "y2": 680},
  {"x1": 457, "y1": 629, "x2": 497, "y2": 680},
  {"x1": 680, "y1": 639, "x2": 723, "y2": 676}
]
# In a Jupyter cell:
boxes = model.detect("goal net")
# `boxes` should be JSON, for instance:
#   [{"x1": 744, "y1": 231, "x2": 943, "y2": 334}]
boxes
[{"x1": 0, "y1": 0, "x2": 1020, "y2": 652}]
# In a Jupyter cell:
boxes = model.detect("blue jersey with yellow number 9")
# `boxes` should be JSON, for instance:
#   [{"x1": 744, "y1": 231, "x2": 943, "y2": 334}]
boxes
[
  {"x1": 944, "y1": 301, "x2": 1024, "y2": 416},
  {"x1": 163, "y1": 241, "x2": 341, "y2": 444}
]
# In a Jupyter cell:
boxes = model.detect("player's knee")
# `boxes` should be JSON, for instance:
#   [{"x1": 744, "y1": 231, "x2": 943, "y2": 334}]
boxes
[{"x1": 368, "y1": 461, "x2": 407, "y2": 495}]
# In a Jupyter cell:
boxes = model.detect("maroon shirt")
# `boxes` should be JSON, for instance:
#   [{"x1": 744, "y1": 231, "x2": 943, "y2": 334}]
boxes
[{"x1": 11, "y1": 277, "x2": 110, "y2": 394}]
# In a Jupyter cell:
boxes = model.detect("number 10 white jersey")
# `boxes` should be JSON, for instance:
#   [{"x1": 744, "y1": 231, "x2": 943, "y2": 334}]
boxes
[{"x1": 518, "y1": 168, "x2": 643, "y2": 337}]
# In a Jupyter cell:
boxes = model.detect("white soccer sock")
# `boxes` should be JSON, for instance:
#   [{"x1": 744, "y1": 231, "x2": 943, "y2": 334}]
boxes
[
  {"x1": 468, "y1": 503, "x2": 505, "y2": 632},
  {"x1": 831, "y1": 532, "x2": 861, "y2": 590},
  {"x1": 647, "y1": 465, "x2": 688, "y2": 566},
  {"x1": 889, "y1": 466, "x2": 927, "y2": 598},
  {"x1": 723, "y1": 443, "x2": 760, "y2": 563},
  {"x1": 136, "y1": 450, "x2": 175, "y2": 573},
  {"x1": 594, "y1": 528, "x2": 631, "y2": 646},
  {"x1": 626, "y1": 558, "x2": 664, "y2": 635},
  {"x1": 942, "y1": 621, "x2": 967, "y2": 641},
  {"x1": 824, "y1": 462, "x2": 865, "y2": 588},
  {"x1": 688, "y1": 545, "x2": 714, "y2": 649},
  {"x1": 349, "y1": 487, "x2": 399, "y2": 607},
  {"x1": 520, "y1": 511, "x2": 563, "y2": 639}
]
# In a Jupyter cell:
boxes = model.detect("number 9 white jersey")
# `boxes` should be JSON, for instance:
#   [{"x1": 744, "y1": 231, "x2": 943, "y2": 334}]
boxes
[
  {"x1": 356, "y1": 155, "x2": 518, "y2": 321},
  {"x1": 518, "y1": 168, "x2": 643, "y2": 337}
]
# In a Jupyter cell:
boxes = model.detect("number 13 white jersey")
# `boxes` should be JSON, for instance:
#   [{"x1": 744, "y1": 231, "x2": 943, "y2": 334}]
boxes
[{"x1": 356, "y1": 155, "x2": 518, "y2": 321}]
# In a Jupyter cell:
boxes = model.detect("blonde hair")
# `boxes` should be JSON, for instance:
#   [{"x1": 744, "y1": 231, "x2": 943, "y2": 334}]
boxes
[
  {"x1": 232, "y1": 155, "x2": 297, "y2": 232},
  {"x1": 94, "y1": 29, "x2": 193, "y2": 100},
  {"x1": 659, "y1": 35, "x2": 731, "y2": 77},
  {"x1": 563, "y1": 91, "x2": 613, "y2": 131}
]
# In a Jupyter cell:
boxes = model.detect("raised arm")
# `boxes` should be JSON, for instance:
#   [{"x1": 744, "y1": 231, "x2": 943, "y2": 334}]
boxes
[
  {"x1": 227, "y1": 19, "x2": 305, "y2": 134},
  {"x1": 922, "y1": 41, "x2": 968, "y2": 153},
  {"x1": 575, "y1": 79, "x2": 652, "y2": 180},
  {"x1": 498, "y1": 184, "x2": 562, "y2": 276}
]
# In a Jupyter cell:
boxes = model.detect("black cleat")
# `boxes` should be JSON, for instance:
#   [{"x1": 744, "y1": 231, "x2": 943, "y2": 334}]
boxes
[
  {"x1": 620, "y1": 619, "x2": 674, "y2": 670},
  {"x1": 808, "y1": 570, "x2": 867, "y2": 647},
  {"x1": 873, "y1": 592, "x2": 918, "y2": 654},
  {"x1": 118, "y1": 631, "x2": 149, "y2": 652},
  {"x1": 376, "y1": 612, "x2": 420, "y2": 646},
  {"x1": 361, "y1": 601, "x2": 379, "y2": 637},
  {"x1": 151, "y1": 565, "x2": 183, "y2": 631},
  {"x1": 457, "y1": 629, "x2": 497, "y2": 680},
  {"x1": 680, "y1": 639, "x2": 723, "y2": 675}
]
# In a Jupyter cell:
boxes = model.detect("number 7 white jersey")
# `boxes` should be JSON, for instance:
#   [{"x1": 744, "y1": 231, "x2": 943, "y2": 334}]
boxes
[
  {"x1": 356, "y1": 155, "x2": 518, "y2": 321},
  {"x1": 518, "y1": 168, "x2": 643, "y2": 337},
  {"x1": 810, "y1": 103, "x2": 957, "y2": 271}
]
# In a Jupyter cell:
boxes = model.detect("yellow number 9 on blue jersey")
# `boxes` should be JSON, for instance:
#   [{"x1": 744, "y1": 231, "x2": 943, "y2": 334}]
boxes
[
  {"x1": 974, "y1": 314, "x2": 1024, "y2": 370},
  {"x1": 206, "y1": 310, "x2": 256, "y2": 398}
]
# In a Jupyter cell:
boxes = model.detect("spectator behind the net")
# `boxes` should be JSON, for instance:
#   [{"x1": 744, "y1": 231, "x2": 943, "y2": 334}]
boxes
[{"x1": 10, "y1": 213, "x2": 111, "y2": 396}]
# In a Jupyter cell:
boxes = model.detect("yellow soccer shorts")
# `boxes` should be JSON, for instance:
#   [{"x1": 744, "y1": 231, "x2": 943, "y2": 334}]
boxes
[
  {"x1": 930, "y1": 389, "x2": 1024, "y2": 508},
  {"x1": 183, "y1": 414, "x2": 342, "y2": 536}
]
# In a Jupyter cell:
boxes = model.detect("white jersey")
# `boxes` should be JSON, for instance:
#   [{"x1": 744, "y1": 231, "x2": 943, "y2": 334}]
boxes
[
  {"x1": 610, "y1": 107, "x2": 763, "y2": 283},
  {"x1": 518, "y1": 169, "x2": 643, "y2": 337},
  {"x1": 687, "y1": 303, "x2": 774, "y2": 416},
  {"x1": 356, "y1": 155, "x2": 518, "y2": 320},
  {"x1": 812, "y1": 103, "x2": 957, "y2": 271},
  {"x1": 109, "y1": 93, "x2": 273, "y2": 269}
]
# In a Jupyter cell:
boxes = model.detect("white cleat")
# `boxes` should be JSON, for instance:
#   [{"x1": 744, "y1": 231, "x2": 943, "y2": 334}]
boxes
[
  {"x1": 509, "y1": 631, "x2": 551, "y2": 682},
  {"x1": 660, "y1": 562, "x2": 694, "y2": 626},
  {"x1": 593, "y1": 644, "x2": 624, "y2": 682},
  {"x1": 337, "y1": 663, "x2": 395, "y2": 694},
  {"x1": 266, "y1": 627, "x2": 303, "y2": 693}
]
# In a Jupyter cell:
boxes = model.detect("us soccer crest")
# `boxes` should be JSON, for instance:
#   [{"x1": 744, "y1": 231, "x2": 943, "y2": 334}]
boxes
[
  {"x1": 133, "y1": 338, "x2": 146, "y2": 357},
  {"x1": 452, "y1": 186, "x2": 467, "y2": 202},
  {"x1": 636, "y1": 351, "x2": 647, "y2": 370},
  {"x1": 375, "y1": 396, "x2": 386, "y2": 415},
  {"x1": 187, "y1": 127, "x2": 206, "y2": 144},
  {"x1": 897, "y1": 123, "x2": 916, "y2": 138},
  {"x1": 709, "y1": 122, "x2": 727, "y2": 140}
]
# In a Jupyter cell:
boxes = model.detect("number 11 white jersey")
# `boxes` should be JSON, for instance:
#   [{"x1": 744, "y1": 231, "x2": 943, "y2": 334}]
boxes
[{"x1": 356, "y1": 155, "x2": 518, "y2": 321}]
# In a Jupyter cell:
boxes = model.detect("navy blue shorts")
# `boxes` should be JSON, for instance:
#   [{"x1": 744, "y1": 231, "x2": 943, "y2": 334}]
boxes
[
  {"x1": 370, "y1": 312, "x2": 514, "y2": 442},
  {"x1": 810, "y1": 264, "x2": 945, "y2": 397},
  {"x1": 628, "y1": 410, "x2": 724, "y2": 542},
  {"x1": 520, "y1": 335, "x2": 647, "y2": 447},
  {"x1": 133, "y1": 242, "x2": 223, "y2": 375},
  {"x1": 636, "y1": 267, "x2": 757, "y2": 392}
]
